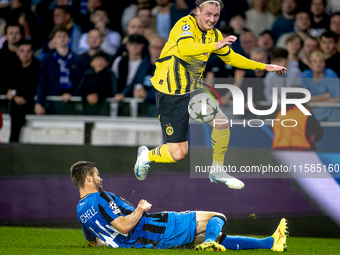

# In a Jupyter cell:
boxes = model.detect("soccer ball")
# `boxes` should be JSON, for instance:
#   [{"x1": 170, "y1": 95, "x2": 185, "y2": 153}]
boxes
[{"x1": 188, "y1": 93, "x2": 219, "y2": 124}]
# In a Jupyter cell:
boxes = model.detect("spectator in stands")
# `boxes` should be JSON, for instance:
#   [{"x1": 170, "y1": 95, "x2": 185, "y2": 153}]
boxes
[
  {"x1": 271, "y1": 0, "x2": 297, "y2": 42},
  {"x1": 319, "y1": 31, "x2": 340, "y2": 78},
  {"x1": 121, "y1": 17, "x2": 144, "y2": 45},
  {"x1": 35, "y1": 25, "x2": 85, "y2": 115},
  {"x1": 76, "y1": 51, "x2": 117, "y2": 115},
  {"x1": 0, "y1": 22, "x2": 23, "y2": 95},
  {"x1": 222, "y1": 0, "x2": 249, "y2": 24},
  {"x1": 121, "y1": 0, "x2": 150, "y2": 34},
  {"x1": 0, "y1": 0, "x2": 27, "y2": 22},
  {"x1": 240, "y1": 47, "x2": 269, "y2": 104},
  {"x1": 276, "y1": 10, "x2": 311, "y2": 49},
  {"x1": 77, "y1": 0, "x2": 103, "y2": 31},
  {"x1": 228, "y1": 13, "x2": 248, "y2": 55},
  {"x1": 5, "y1": 40, "x2": 40, "y2": 142},
  {"x1": 137, "y1": 7, "x2": 158, "y2": 41},
  {"x1": 272, "y1": 90, "x2": 324, "y2": 151},
  {"x1": 112, "y1": 34, "x2": 149, "y2": 101},
  {"x1": 152, "y1": 0, "x2": 171, "y2": 40},
  {"x1": 34, "y1": 31, "x2": 56, "y2": 61},
  {"x1": 53, "y1": 5, "x2": 82, "y2": 54},
  {"x1": 81, "y1": 28, "x2": 105, "y2": 69},
  {"x1": 78, "y1": 7, "x2": 121, "y2": 56},
  {"x1": 285, "y1": 34, "x2": 303, "y2": 63},
  {"x1": 258, "y1": 30, "x2": 275, "y2": 52},
  {"x1": 301, "y1": 51, "x2": 340, "y2": 121},
  {"x1": 18, "y1": 12, "x2": 40, "y2": 51},
  {"x1": 264, "y1": 48, "x2": 301, "y2": 102},
  {"x1": 309, "y1": 0, "x2": 330, "y2": 38},
  {"x1": 239, "y1": 31, "x2": 258, "y2": 58},
  {"x1": 170, "y1": 0, "x2": 193, "y2": 28},
  {"x1": 245, "y1": 0, "x2": 276, "y2": 38},
  {"x1": 330, "y1": 12, "x2": 340, "y2": 51},
  {"x1": 299, "y1": 35, "x2": 318, "y2": 72}
]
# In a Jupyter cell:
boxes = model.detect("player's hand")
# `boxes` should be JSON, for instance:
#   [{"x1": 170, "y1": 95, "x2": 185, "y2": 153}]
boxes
[
  {"x1": 138, "y1": 199, "x2": 152, "y2": 212},
  {"x1": 14, "y1": 96, "x2": 27, "y2": 105},
  {"x1": 265, "y1": 64, "x2": 287, "y2": 75},
  {"x1": 87, "y1": 93, "x2": 99, "y2": 105},
  {"x1": 61, "y1": 93, "x2": 72, "y2": 102},
  {"x1": 216, "y1": 35, "x2": 237, "y2": 50},
  {"x1": 35, "y1": 103, "x2": 45, "y2": 115}
]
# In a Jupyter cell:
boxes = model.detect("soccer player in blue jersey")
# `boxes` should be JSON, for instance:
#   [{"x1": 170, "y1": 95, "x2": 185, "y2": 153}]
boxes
[{"x1": 71, "y1": 161, "x2": 288, "y2": 251}]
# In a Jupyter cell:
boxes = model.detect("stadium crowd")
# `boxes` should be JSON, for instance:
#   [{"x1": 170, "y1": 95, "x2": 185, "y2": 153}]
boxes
[{"x1": 0, "y1": 0, "x2": 340, "y2": 142}]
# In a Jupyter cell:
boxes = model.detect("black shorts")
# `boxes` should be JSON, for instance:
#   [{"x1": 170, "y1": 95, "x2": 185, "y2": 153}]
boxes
[{"x1": 156, "y1": 90, "x2": 192, "y2": 143}]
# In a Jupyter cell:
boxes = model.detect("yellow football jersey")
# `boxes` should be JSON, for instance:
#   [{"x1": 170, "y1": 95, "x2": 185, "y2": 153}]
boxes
[{"x1": 151, "y1": 13, "x2": 266, "y2": 95}]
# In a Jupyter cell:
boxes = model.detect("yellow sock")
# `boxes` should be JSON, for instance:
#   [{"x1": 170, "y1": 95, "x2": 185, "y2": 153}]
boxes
[
  {"x1": 148, "y1": 144, "x2": 177, "y2": 163},
  {"x1": 211, "y1": 128, "x2": 230, "y2": 166}
]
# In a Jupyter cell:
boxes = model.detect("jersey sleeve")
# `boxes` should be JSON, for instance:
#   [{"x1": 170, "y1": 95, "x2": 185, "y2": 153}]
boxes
[
  {"x1": 213, "y1": 30, "x2": 266, "y2": 71},
  {"x1": 175, "y1": 17, "x2": 217, "y2": 56},
  {"x1": 98, "y1": 192, "x2": 123, "y2": 223},
  {"x1": 81, "y1": 223, "x2": 96, "y2": 241}
]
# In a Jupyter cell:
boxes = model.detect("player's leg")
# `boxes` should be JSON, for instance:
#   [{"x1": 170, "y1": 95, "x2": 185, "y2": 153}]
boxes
[
  {"x1": 134, "y1": 91, "x2": 190, "y2": 180},
  {"x1": 194, "y1": 211, "x2": 227, "y2": 251},
  {"x1": 208, "y1": 108, "x2": 245, "y2": 190}
]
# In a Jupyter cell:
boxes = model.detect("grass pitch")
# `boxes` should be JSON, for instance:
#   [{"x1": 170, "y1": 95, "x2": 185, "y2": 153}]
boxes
[{"x1": 0, "y1": 226, "x2": 339, "y2": 255}]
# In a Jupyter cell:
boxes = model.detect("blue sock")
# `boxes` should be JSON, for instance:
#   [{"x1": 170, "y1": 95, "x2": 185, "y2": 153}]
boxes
[
  {"x1": 220, "y1": 234, "x2": 274, "y2": 250},
  {"x1": 204, "y1": 216, "x2": 226, "y2": 242}
]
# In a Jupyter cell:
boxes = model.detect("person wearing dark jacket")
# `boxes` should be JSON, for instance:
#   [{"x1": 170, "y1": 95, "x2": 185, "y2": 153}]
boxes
[
  {"x1": 76, "y1": 51, "x2": 118, "y2": 116},
  {"x1": 35, "y1": 25, "x2": 85, "y2": 115}
]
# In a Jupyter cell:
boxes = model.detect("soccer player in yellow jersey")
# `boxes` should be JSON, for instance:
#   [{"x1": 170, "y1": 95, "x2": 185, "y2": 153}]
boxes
[{"x1": 134, "y1": 0, "x2": 287, "y2": 189}]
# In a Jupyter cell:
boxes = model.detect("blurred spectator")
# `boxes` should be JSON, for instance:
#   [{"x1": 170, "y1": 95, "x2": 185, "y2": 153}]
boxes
[
  {"x1": 326, "y1": 0, "x2": 340, "y2": 15},
  {"x1": 309, "y1": 0, "x2": 329, "y2": 38},
  {"x1": 299, "y1": 35, "x2": 318, "y2": 71},
  {"x1": 152, "y1": 0, "x2": 171, "y2": 40},
  {"x1": 34, "y1": 31, "x2": 56, "y2": 61},
  {"x1": 53, "y1": 5, "x2": 82, "y2": 54},
  {"x1": 121, "y1": 0, "x2": 150, "y2": 34},
  {"x1": 228, "y1": 12, "x2": 247, "y2": 55},
  {"x1": 271, "y1": 0, "x2": 297, "y2": 42},
  {"x1": 76, "y1": 0, "x2": 103, "y2": 30},
  {"x1": 81, "y1": 28, "x2": 105, "y2": 69},
  {"x1": 35, "y1": 25, "x2": 85, "y2": 115},
  {"x1": 301, "y1": 51, "x2": 340, "y2": 121},
  {"x1": 285, "y1": 34, "x2": 303, "y2": 63},
  {"x1": 272, "y1": 90, "x2": 323, "y2": 151},
  {"x1": 319, "y1": 31, "x2": 340, "y2": 78},
  {"x1": 5, "y1": 40, "x2": 40, "y2": 142},
  {"x1": 0, "y1": 22, "x2": 22, "y2": 95},
  {"x1": 78, "y1": 7, "x2": 121, "y2": 56},
  {"x1": 121, "y1": 17, "x2": 144, "y2": 44},
  {"x1": 170, "y1": 0, "x2": 193, "y2": 28},
  {"x1": 239, "y1": 31, "x2": 257, "y2": 58},
  {"x1": 137, "y1": 7, "x2": 158, "y2": 41},
  {"x1": 330, "y1": 12, "x2": 340, "y2": 36},
  {"x1": 245, "y1": 0, "x2": 276, "y2": 37},
  {"x1": 112, "y1": 34, "x2": 149, "y2": 101},
  {"x1": 258, "y1": 30, "x2": 275, "y2": 52},
  {"x1": 76, "y1": 51, "x2": 117, "y2": 115},
  {"x1": 264, "y1": 48, "x2": 301, "y2": 102},
  {"x1": 0, "y1": 0, "x2": 27, "y2": 22},
  {"x1": 276, "y1": 10, "x2": 311, "y2": 49},
  {"x1": 240, "y1": 47, "x2": 268, "y2": 104},
  {"x1": 18, "y1": 12, "x2": 40, "y2": 51}
]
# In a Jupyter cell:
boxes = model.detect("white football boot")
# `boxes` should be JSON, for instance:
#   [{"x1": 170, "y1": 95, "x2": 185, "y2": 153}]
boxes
[
  {"x1": 209, "y1": 163, "x2": 245, "y2": 190},
  {"x1": 134, "y1": 146, "x2": 150, "y2": 181}
]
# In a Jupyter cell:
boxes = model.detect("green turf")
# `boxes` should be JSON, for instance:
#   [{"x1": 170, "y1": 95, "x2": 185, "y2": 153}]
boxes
[{"x1": 0, "y1": 226, "x2": 339, "y2": 255}]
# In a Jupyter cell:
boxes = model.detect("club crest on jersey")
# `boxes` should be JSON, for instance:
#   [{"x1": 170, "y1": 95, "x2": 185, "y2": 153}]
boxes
[
  {"x1": 166, "y1": 124, "x2": 174, "y2": 136},
  {"x1": 182, "y1": 24, "x2": 191, "y2": 31}
]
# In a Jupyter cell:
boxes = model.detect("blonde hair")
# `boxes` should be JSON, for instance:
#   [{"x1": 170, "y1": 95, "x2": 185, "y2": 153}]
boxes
[{"x1": 310, "y1": 51, "x2": 325, "y2": 61}]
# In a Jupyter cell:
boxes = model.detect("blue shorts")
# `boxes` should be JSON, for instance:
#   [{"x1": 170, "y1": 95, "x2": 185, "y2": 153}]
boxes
[{"x1": 155, "y1": 211, "x2": 197, "y2": 249}]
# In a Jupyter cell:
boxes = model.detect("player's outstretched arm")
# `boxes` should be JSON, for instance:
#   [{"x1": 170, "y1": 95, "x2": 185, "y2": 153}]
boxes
[
  {"x1": 265, "y1": 64, "x2": 287, "y2": 75},
  {"x1": 110, "y1": 199, "x2": 152, "y2": 234}
]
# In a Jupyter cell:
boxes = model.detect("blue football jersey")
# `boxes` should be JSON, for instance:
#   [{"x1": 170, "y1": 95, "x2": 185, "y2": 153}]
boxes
[{"x1": 77, "y1": 191, "x2": 171, "y2": 248}]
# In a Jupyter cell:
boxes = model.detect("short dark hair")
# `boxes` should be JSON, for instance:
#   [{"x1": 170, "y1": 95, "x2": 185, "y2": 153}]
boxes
[
  {"x1": 310, "y1": 0, "x2": 327, "y2": 7},
  {"x1": 270, "y1": 48, "x2": 288, "y2": 60},
  {"x1": 320, "y1": 30, "x2": 339, "y2": 43},
  {"x1": 4, "y1": 22, "x2": 24, "y2": 37},
  {"x1": 70, "y1": 161, "x2": 97, "y2": 189},
  {"x1": 49, "y1": 24, "x2": 70, "y2": 39},
  {"x1": 219, "y1": 25, "x2": 234, "y2": 37},
  {"x1": 230, "y1": 12, "x2": 246, "y2": 20},
  {"x1": 17, "y1": 39, "x2": 33, "y2": 48},
  {"x1": 93, "y1": 6, "x2": 108, "y2": 14},
  {"x1": 92, "y1": 50, "x2": 109, "y2": 62},
  {"x1": 285, "y1": 34, "x2": 303, "y2": 47},
  {"x1": 331, "y1": 11, "x2": 340, "y2": 18},
  {"x1": 259, "y1": 30, "x2": 275, "y2": 41},
  {"x1": 55, "y1": 5, "x2": 72, "y2": 16}
]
